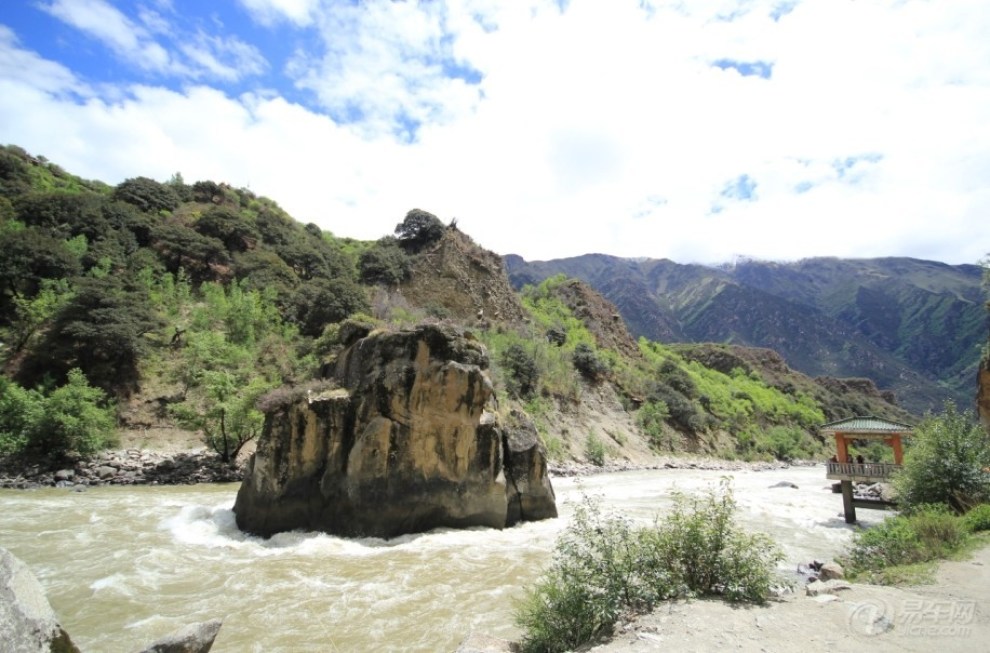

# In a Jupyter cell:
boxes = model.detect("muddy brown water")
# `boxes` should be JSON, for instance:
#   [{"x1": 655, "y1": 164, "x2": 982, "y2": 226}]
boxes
[{"x1": 0, "y1": 465, "x2": 887, "y2": 652}]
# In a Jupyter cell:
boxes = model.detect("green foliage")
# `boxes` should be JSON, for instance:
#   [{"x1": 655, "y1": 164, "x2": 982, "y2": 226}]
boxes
[
  {"x1": 173, "y1": 371, "x2": 272, "y2": 462},
  {"x1": 843, "y1": 504, "x2": 967, "y2": 582},
  {"x1": 21, "y1": 276, "x2": 163, "y2": 394},
  {"x1": 961, "y1": 504, "x2": 990, "y2": 532},
  {"x1": 291, "y1": 277, "x2": 369, "y2": 337},
  {"x1": 500, "y1": 343, "x2": 540, "y2": 399},
  {"x1": 515, "y1": 481, "x2": 784, "y2": 653},
  {"x1": 358, "y1": 236, "x2": 411, "y2": 285},
  {"x1": 394, "y1": 208, "x2": 445, "y2": 251},
  {"x1": 637, "y1": 400, "x2": 672, "y2": 450},
  {"x1": 585, "y1": 432, "x2": 607, "y2": 466},
  {"x1": 0, "y1": 377, "x2": 42, "y2": 455},
  {"x1": 894, "y1": 401, "x2": 990, "y2": 513},
  {"x1": 150, "y1": 223, "x2": 229, "y2": 281},
  {"x1": 1, "y1": 278, "x2": 73, "y2": 352},
  {"x1": 112, "y1": 177, "x2": 180, "y2": 214},
  {"x1": 194, "y1": 207, "x2": 259, "y2": 252},
  {"x1": 0, "y1": 227, "x2": 80, "y2": 312},
  {"x1": 572, "y1": 343, "x2": 608, "y2": 382},
  {"x1": 0, "y1": 370, "x2": 116, "y2": 458}
]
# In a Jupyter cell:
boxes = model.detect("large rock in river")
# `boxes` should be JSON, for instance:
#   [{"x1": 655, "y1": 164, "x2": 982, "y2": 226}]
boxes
[
  {"x1": 0, "y1": 546, "x2": 80, "y2": 653},
  {"x1": 234, "y1": 323, "x2": 557, "y2": 538}
]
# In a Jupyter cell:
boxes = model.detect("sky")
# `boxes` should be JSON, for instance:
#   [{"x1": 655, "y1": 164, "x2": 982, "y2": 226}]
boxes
[{"x1": 1, "y1": 0, "x2": 988, "y2": 265}]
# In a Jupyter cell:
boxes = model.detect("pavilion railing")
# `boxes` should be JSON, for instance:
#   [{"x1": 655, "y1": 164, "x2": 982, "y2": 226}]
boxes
[{"x1": 826, "y1": 461, "x2": 901, "y2": 480}]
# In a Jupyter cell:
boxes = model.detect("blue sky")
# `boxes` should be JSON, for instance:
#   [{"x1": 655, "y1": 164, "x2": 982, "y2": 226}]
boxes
[{"x1": 1, "y1": 0, "x2": 988, "y2": 265}]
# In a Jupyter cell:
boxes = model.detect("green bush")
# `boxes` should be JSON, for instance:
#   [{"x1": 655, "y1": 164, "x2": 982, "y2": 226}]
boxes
[
  {"x1": 0, "y1": 370, "x2": 117, "y2": 458},
  {"x1": 636, "y1": 400, "x2": 671, "y2": 450},
  {"x1": 514, "y1": 496, "x2": 649, "y2": 653},
  {"x1": 572, "y1": 343, "x2": 607, "y2": 382},
  {"x1": 515, "y1": 481, "x2": 783, "y2": 653},
  {"x1": 0, "y1": 378, "x2": 42, "y2": 455},
  {"x1": 585, "y1": 432, "x2": 606, "y2": 466},
  {"x1": 500, "y1": 343, "x2": 540, "y2": 400},
  {"x1": 843, "y1": 504, "x2": 967, "y2": 579},
  {"x1": 894, "y1": 401, "x2": 990, "y2": 513},
  {"x1": 961, "y1": 503, "x2": 990, "y2": 532}
]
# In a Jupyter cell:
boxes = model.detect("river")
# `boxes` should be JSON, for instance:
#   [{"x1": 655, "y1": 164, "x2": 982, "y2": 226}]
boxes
[{"x1": 0, "y1": 465, "x2": 888, "y2": 652}]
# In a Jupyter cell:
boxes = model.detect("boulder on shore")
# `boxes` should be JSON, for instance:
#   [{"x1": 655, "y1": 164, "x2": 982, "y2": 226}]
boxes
[
  {"x1": 0, "y1": 546, "x2": 80, "y2": 653},
  {"x1": 234, "y1": 323, "x2": 557, "y2": 539}
]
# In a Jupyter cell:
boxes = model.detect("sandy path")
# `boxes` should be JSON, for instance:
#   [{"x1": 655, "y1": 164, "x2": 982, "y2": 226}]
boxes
[{"x1": 588, "y1": 544, "x2": 990, "y2": 653}]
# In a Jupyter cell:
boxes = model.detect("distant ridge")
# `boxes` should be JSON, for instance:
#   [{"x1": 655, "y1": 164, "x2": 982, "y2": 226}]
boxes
[{"x1": 505, "y1": 253, "x2": 986, "y2": 415}]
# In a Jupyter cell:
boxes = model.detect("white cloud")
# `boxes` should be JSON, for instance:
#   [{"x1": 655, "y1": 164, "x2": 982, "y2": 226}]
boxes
[
  {"x1": 40, "y1": 0, "x2": 174, "y2": 73},
  {"x1": 39, "y1": 0, "x2": 268, "y2": 83},
  {"x1": 238, "y1": 0, "x2": 321, "y2": 27},
  {"x1": 3, "y1": 0, "x2": 990, "y2": 266}
]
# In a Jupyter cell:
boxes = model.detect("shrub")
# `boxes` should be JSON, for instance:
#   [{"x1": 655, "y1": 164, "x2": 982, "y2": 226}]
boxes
[
  {"x1": 572, "y1": 343, "x2": 608, "y2": 382},
  {"x1": 962, "y1": 504, "x2": 990, "y2": 532},
  {"x1": 500, "y1": 343, "x2": 540, "y2": 399},
  {"x1": 843, "y1": 504, "x2": 967, "y2": 579},
  {"x1": 0, "y1": 378, "x2": 42, "y2": 455},
  {"x1": 585, "y1": 432, "x2": 606, "y2": 466},
  {"x1": 637, "y1": 400, "x2": 671, "y2": 450},
  {"x1": 642, "y1": 478, "x2": 784, "y2": 603},
  {"x1": 515, "y1": 481, "x2": 783, "y2": 653},
  {"x1": 514, "y1": 496, "x2": 646, "y2": 653},
  {"x1": 0, "y1": 370, "x2": 117, "y2": 458},
  {"x1": 894, "y1": 401, "x2": 990, "y2": 513}
]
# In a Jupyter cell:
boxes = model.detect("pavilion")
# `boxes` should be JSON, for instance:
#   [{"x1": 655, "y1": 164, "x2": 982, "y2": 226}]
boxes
[{"x1": 822, "y1": 416, "x2": 914, "y2": 523}]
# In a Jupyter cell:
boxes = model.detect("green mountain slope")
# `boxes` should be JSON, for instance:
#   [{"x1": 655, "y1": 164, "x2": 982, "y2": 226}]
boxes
[{"x1": 505, "y1": 254, "x2": 986, "y2": 415}]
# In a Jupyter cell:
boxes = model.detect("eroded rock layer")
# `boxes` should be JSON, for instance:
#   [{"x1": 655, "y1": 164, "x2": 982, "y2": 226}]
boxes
[{"x1": 234, "y1": 324, "x2": 556, "y2": 538}]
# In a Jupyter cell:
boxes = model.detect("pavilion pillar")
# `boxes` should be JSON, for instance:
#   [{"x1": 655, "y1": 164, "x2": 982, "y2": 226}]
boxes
[
  {"x1": 841, "y1": 480, "x2": 856, "y2": 523},
  {"x1": 835, "y1": 434, "x2": 849, "y2": 462},
  {"x1": 890, "y1": 435, "x2": 904, "y2": 465}
]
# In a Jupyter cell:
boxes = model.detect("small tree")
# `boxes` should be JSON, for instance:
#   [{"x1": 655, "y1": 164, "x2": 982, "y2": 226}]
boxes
[
  {"x1": 394, "y1": 208, "x2": 445, "y2": 251},
  {"x1": 894, "y1": 401, "x2": 990, "y2": 513},
  {"x1": 174, "y1": 371, "x2": 271, "y2": 463},
  {"x1": 500, "y1": 343, "x2": 540, "y2": 399}
]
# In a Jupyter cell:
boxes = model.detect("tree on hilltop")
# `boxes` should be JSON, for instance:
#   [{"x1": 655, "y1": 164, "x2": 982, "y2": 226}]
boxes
[{"x1": 395, "y1": 208, "x2": 445, "y2": 252}]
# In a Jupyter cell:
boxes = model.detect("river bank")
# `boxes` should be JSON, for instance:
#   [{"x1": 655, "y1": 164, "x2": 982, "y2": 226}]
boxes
[
  {"x1": 586, "y1": 540, "x2": 990, "y2": 653},
  {"x1": 0, "y1": 449, "x2": 242, "y2": 488}
]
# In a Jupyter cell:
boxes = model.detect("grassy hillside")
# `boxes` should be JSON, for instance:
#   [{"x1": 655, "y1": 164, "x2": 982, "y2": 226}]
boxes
[{"x1": 0, "y1": 145, "x2": 930, "y2": 466}]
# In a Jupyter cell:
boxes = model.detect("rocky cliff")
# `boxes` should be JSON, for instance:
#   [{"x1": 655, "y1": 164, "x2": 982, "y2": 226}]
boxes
[{"x1": 233, "y1": 323, "x2": 556, "y2": 539}]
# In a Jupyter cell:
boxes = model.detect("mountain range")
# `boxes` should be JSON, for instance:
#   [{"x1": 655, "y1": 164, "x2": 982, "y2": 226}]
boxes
[{"x1": 505, "y1": 254, "x2": 987, "y2": 415}]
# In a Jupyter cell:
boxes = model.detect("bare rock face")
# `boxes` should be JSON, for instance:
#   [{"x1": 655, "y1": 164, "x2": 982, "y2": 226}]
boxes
[
  {"x1": 234, "y1": 324, "x2": 556, "y2": 539},
  {"x1": 502, "y1": 410, "x2": 557, "y2": 526}
]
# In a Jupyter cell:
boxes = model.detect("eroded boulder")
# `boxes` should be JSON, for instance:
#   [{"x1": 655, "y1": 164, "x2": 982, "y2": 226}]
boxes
[
  {"x1": 0, "y1": 546, "x2": 80, "y2": 653},
  {"x1": 234, "y1": 324, "x2": 556, "y2": 539},
  {"x1": 135, "y1": 619, "x2": 223, "y2": 653}
]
